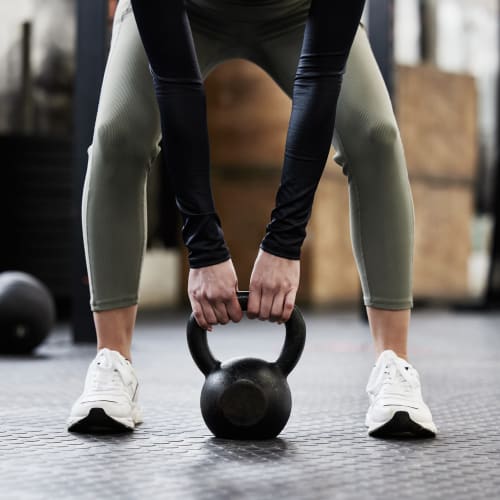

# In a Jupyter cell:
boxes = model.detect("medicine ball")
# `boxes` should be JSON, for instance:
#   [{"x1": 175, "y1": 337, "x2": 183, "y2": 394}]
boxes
[{"x1": 0, "y1": 271, "x2": 55, "y2": 354}]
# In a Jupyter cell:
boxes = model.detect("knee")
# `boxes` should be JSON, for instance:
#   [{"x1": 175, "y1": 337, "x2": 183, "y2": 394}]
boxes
[
  {"x1": 335, "y1": 119, "x2": 406, "y2": 183},
  {"x1": 92, "y1": 120, "x2": 157, "y2": 169},
  {"x1": 366, "y1": 120, "x2": 399, "y2": 151},
  {"x1": 357, "y1": 120, "x2": 403, "y2": 177}
]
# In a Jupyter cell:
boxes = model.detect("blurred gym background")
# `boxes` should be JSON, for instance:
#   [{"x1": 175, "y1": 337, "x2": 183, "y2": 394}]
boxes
[{"x1": 0, "y1": 0, "x2": 498, "y2": 345}]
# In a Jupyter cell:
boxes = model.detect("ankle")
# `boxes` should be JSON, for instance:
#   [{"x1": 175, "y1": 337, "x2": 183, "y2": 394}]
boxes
[
  {"x1": 97, "y1": 343, "x2": 132, "y2": 362},
  {"x1": 93, "y1": 306, "x2": 137, "y2": 362},
  {"x1": 375, "y1": 347, "x2": 408, "y2": 361}
]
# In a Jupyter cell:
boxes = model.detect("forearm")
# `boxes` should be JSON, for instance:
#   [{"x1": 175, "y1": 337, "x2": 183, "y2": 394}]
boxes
[
  {"x1": 261, "y1": 0, "x2": 366, "y2": 259},
  {"x1": 131, "y1": 0, "x2": 229, "y2": 267},
  {"x1": 261, "y1": 78, "x2": 342, "y2": 259}
]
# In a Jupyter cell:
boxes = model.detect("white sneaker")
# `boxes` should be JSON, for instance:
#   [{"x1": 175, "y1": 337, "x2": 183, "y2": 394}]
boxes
[
  {"x1": 67, "y1": 348, "x2": 143, "y2": 433},
  {"x1": 365, "y1": 350, "x2": 437, "y2": 438}
]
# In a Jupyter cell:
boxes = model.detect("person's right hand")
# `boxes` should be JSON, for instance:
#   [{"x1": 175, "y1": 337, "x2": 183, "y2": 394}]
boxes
[{"x1": 188, "y1": 259, "x2": 243, "y2": 331}]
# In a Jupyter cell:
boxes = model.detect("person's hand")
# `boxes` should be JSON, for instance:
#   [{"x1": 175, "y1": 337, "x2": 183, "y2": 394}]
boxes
[
  {"x1": 247, "y1": 249, "x2": 300, "y2": 323},
  {"x1": 188, "y1": 259, "x2": 243, "y2": 331}
]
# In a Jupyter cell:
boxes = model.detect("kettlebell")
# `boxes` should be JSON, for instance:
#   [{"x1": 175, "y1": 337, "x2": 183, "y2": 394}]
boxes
[{"x1": 187, "y1": 291, "x2": 306, "y2": 440}]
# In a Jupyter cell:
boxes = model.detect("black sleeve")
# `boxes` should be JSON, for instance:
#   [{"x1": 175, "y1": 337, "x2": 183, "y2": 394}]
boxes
[
  {"x1": 260, "y1": 0, "x2": 366, "y2": 260},
  {"x1": 131, "y1": 0, "x2": 230, "y2": 269}
]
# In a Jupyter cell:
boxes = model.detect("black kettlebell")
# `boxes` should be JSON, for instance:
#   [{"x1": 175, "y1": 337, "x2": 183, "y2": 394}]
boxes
[{"x1": 187, "y1": 291, "x2": 306, "y2": 440}]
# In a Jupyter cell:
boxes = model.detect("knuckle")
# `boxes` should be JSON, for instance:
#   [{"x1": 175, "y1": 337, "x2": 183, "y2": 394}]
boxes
[
  {"x1": 194, "y1": 314, "x2": 206, "y2": 328},
  {"x1": 203, "y1": 310, "x2": 213, "y2": 322},
  {"x1": 249, "y1": 279, "x2": 261, "y2": 289}
]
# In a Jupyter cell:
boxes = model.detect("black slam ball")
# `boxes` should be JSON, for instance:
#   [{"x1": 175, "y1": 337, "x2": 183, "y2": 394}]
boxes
[{"x1": 0, "y1": 272, "x2": 55, "y2": 354}]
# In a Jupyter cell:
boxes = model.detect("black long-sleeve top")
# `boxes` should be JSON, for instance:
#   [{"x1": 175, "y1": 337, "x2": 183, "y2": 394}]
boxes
[{"x1": 131, "y1": 0, "x2": 366, "y2": 268}]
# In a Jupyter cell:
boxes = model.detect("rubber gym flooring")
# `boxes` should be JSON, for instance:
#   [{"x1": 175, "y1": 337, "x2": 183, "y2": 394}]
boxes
[{"x1": 1, "y1": 309, "x2": 499, "y2": 500}]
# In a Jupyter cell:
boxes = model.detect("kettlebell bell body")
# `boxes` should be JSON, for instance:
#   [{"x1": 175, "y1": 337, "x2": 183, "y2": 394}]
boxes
[
  {"x1": 201, "y1": 357, "x2": 292, "y2": 439},
  {"x1": 187, "y1": 291, "x2": 306, "y2": 440}
]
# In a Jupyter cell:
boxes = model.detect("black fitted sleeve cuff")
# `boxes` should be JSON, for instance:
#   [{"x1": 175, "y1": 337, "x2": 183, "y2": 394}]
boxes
[
  {"x1": 182, "y1": 212, "x2": 231, "y2": 268},
  {"x1": 259, "y1": 241, "x2": 301, "y2": 261},
  {"x1": 260, "y1": 185, "x2": 312, "y2": 260}
]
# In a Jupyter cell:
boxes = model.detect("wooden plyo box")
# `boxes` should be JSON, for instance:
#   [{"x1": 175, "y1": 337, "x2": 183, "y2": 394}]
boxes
[
  {"x1": 411, "y1": 180, "x2": 474, "y2": 300},
  {"x1": 396, "y1": 64, "x2": 478, "y2": 181},
  {"x1": 396, "y1": 64, "x2": 479, "y2": 301},
  {"x1": 205, "y1": 59, "x2": 291, "y2": 169}
]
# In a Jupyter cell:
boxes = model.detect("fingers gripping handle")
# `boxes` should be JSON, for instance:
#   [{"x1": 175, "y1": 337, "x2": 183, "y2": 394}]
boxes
[
  {"x1": 186, "y1": 292, "x2": 249, "y2": 376},
  {"x1": 238, "y1": 290, "x2": 306, "y2": 375},
  {"x1": 186, "y1": 291, "x2": 306, "y2": 377}
]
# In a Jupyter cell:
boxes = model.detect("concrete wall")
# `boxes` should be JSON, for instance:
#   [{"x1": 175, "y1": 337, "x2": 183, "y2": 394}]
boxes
[{"x1": 0, "y1": 0, "x2": 75, "y2": 135}]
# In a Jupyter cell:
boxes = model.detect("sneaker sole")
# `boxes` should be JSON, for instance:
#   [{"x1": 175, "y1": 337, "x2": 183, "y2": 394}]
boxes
[
  {"x1": 68, "y1": 408, "x2": 135, "y2": 434},
  {"x1": 368, "y1": 411, "x2": 436, "y2": 439}
]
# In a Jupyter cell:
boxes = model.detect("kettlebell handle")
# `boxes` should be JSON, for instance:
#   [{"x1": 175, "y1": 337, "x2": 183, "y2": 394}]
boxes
[{"x1": 186, "y1": 291, "x2": 306, "y2": 377}]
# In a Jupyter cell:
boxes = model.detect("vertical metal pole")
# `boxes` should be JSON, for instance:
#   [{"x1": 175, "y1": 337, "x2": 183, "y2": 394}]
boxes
[
  {"x1": 21, "y1": 22, "x2": 34, "y2": 134},
  {"x1": 419, "y1": 0, "x2": 437, "y2": 64},
  {"x1": 368, "y1": 0, "x2": 395, "y2": 98},
  {"x1": 484, "y1": 1, "x2": 500, "y2": 307},
  {"x1": 487, "y1": 170, "x2": 500, "y2": 305},
  {"x1": 72, "y1": 0, "x2": 108, "y2": 342}
]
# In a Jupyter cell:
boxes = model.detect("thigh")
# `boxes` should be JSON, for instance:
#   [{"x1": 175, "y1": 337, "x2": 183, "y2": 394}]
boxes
[
  {"x1": 333, "y1": 26, "x2": 398, "y2": 166},
  {"x1": 93, "y1": 0, "x2": 160, "y2": 157},
  {"x1": 94, "y1": 0, "x2": 226, "y2": 156},
  {"x1": 253, "y1": 25, "x2": 397, "y2": 155}
]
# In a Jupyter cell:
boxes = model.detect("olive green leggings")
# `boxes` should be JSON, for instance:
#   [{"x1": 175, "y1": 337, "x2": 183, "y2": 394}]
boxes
[{"x1": 83, "y1": 0, "x2": 414, "y2": 312}]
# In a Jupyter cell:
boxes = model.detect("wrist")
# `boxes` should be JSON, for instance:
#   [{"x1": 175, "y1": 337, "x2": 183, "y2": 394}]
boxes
[
  {"x1": 189, "y1": 254, "x2": 231, "y2": 269},
  {"x1": 181, "y1": 212, "x2": 230, "y2": 268},
  {"x1": 259, "y1": 241, "x2": 301, "y2": 261}
]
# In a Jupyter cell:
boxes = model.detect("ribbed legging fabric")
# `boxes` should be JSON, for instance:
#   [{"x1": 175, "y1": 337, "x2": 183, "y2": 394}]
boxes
[{"x1": 82, "y1": 0, "x2": 414, "y2": 311}]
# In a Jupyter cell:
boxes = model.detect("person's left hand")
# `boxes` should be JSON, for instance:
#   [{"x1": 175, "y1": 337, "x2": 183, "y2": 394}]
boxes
[{"x1": 247, "y1": 249, "x2": 300, "y2": 323}]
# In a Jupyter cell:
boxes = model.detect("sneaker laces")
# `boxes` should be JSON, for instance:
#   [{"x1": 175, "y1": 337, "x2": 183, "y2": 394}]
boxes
[
  {"x1": 89, "y1": 351, "x2": 133, "y2": 392},
  {"x1": 367, "y1": 355, "x2": 418, "y2": 397}
]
